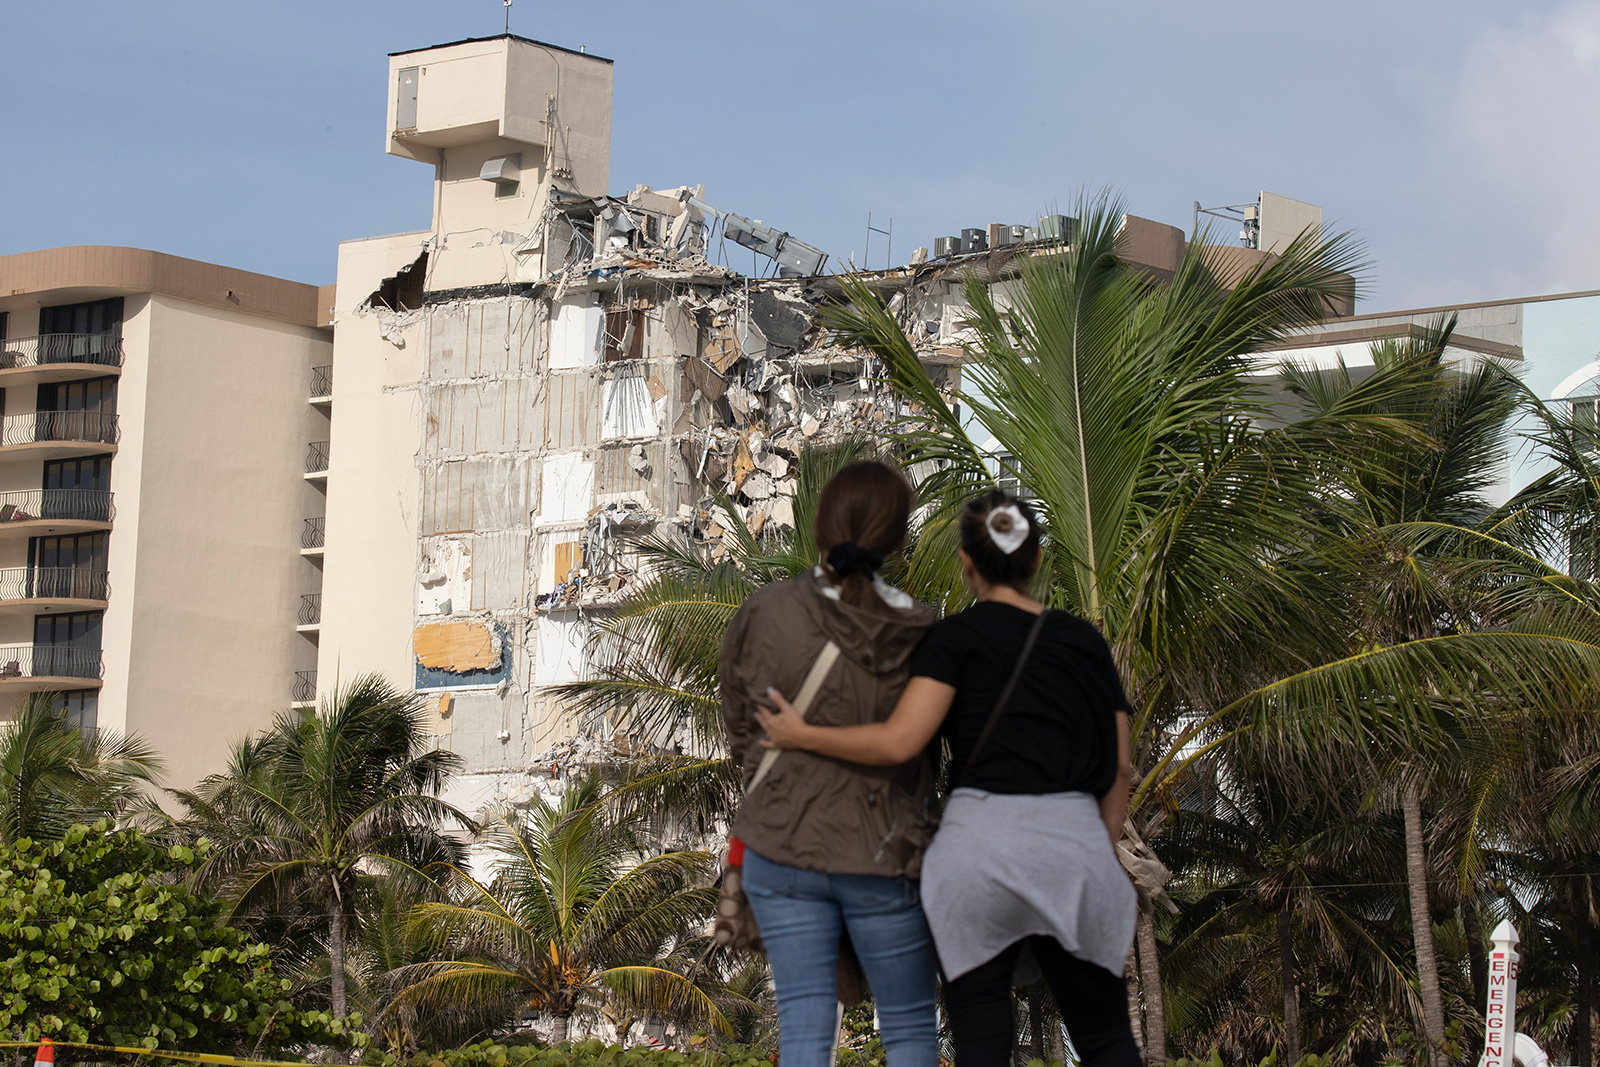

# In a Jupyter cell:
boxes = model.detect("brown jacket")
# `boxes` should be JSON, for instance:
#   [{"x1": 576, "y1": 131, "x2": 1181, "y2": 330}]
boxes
[{"x1": 721, "y1": 568, "x2": 938, "y2": 878}]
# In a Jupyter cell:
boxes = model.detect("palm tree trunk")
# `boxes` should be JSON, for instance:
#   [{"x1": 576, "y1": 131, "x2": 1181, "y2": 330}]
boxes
[
  {"x1": 1029, "y1": 983, "x2": 1046, "y2": 1062},
  {"x1": 1402, "y1": 779, "x2": 1446, "y2": 1067},
  {"x1": 328, "y1": 886, "x2": 347, "y2": 1019},
  {"x1": 1279, "y1": 899, "x2": 1300, "y2": 1065},
  {"x1": 1127, "y1": 949, "x2": 1146, "y2": 1057},
  {"x1": 1577, "y1": 886, "x2": 1593, "y2": 1067},
  {"x1": 550, "y1": 1013, "x2": 571, "y2": 1045},
  {"x1": 1137, "y1": 905, "x2": 1167, "y2": 1064},
  {"x1": 1464, "y1": 900, "x2": 1487, "y2": 1010}
]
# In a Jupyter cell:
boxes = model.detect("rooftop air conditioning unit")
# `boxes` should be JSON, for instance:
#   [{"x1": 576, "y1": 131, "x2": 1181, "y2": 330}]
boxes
[
  {"x1": 960, "y1": 228, "x2": 988, "y2": 253},
  {"x1": 933, "y1": 236, "x2": 961, "y2": 258},
  {"x1": 991, "y1": 224, "x2": 1026, "y2": 248},
  {"x1": 1036, "y1": 215, "x2": 1077, "y2": 243}
]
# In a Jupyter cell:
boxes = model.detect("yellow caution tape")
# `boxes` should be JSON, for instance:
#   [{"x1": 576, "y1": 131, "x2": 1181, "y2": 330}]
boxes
[{"x1": 0, "y1": 1040, "x2": 327, "y2": 1066}]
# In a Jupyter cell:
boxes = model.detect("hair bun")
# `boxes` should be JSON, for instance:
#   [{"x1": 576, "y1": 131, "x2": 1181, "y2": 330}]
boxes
[{"x1": 985, "y1": 503, "x2": 1031, "y2": 554}]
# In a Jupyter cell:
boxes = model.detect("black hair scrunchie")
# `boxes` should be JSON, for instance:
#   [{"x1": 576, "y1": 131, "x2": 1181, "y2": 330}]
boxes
[{"x1": 827, "y1": 541, "x2": 884, "y2": 579}]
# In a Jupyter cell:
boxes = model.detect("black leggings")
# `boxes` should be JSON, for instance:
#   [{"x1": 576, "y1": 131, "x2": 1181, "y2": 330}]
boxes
[{"x1": 943, "y1": 936, "x2": 1140, "y2": 1067}]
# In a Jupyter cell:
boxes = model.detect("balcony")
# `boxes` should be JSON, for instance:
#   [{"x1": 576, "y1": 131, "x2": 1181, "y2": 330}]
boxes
[
  {"x1": 298, "y1": 592, "x2": 322, "y2": 631},
  {"x1": 0, "y1": 645, "x2": 103, "y2": 692},
  {"x1": 292, "y1": 669, "x2": 317, "y2": 708},
  {"x1": 0, "y1": 411, "x2": 119, "y2": 460},
  {"x1": 0, "y1": 490, "x2": 114, "y2": 540},
  {"x1": 310, "y1": 365, "x2": 333, "y2": 403},
  {"x1": 305, "y1": 440, "x2": 329, "y2": 480},
  {"x1": 0, "y1": 334, "x2": 124, "y2": 388},
  {"x1": 301, "y1": 516, "x2": 325, "y2": 556},
  {"x1": 0, "y1": 567, "x2": 110, "y2": 613}
]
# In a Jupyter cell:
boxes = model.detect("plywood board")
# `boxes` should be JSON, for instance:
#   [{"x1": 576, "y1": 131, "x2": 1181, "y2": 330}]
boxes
[
  {"x1": 553, "y1": 539, "x2": 581, "y2": 584},
  {"x1": 414, "y1": 620, "x2": 501, "y2": 672}
]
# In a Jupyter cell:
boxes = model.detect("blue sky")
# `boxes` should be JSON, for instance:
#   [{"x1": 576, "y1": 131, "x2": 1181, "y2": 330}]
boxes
[{"x1": 5, "y1": 1, "x2": 1599, "y2": 313}]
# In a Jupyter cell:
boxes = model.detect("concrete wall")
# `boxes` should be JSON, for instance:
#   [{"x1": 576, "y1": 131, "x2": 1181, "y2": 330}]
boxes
[
  {"x1": 387, "y1": 37, "x2": 613, "y2": 201},
  {"x1": 122, "y1": 295, "x2": 330, "y2": 788},
  {"x1": 1258, "y1": 191, "x2": 1323, "y2": 256},
  {"x1": 316, "y1": 233, "x2": 430, "y2": 699}
]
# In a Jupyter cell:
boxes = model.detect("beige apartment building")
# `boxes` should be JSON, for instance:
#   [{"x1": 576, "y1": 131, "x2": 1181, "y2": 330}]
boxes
[{"x1": 0, "y1": 247, "x2": 333, "y2": 787}]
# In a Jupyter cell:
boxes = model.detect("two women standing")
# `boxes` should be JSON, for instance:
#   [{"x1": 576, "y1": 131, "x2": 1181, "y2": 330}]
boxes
[{"x1": 721, "y1": 460, "x2": 1141, "y2": 1067}]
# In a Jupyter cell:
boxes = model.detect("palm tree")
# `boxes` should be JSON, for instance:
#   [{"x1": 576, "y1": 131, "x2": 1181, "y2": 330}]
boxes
[
  {"x1": 167, "y1": 674, "x2": 474, "y2": 1018},
  {"x1": 823, "y1": 190, "x2": 1600, "y2": 1060},
  {"x1": 0, "y1": 691, "x2": 161, "y2": 841},
  {"x1": 396, "y1": 772, "x2": 729, "y2": 1043},
  {"x1": 1158, "y1": 743, "x2": 1419, "y2": 1062},
  {"x1": 1274, "y1": 321, "x2": 1572, "y2": 1062}
]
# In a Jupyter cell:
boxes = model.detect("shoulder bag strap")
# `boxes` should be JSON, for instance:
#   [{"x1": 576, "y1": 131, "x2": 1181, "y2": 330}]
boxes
[
  {"x1": 748, "y1": 640, "x2": 841, "y2": 791},
  {"x1": 959, "y1": 609, "x2": 1049, "y2": 780}
]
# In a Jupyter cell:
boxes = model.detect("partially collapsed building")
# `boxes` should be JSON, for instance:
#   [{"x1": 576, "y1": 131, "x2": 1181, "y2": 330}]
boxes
[{"x1": 312, "y1": 34, "x2": 1356, "y2": 810}]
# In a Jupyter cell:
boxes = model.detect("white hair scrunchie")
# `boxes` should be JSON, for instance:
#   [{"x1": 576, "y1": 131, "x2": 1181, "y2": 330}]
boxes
[{"x1": 986, "y1": 503, "x2": 1030, "y2": 554}]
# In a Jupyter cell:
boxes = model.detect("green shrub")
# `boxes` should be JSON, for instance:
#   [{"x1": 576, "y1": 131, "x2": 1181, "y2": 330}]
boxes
[{"x1": 0, "y1": 821, "x2": 359, "y2": 1051}]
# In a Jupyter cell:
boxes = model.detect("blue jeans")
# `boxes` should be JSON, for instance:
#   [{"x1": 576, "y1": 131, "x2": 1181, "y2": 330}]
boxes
[{"x1": 742, "y1": 849, "x2": 939, "y2": 1067}]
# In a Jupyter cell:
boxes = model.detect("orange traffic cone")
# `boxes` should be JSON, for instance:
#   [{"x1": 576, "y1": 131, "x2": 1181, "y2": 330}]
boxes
[{"x1": 34, "y1": 1040, "x2": 53, "y2": 1067}]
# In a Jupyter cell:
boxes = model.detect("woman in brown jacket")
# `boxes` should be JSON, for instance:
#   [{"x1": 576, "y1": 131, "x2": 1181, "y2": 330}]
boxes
[{"x1": 720, "y1": 460, "x2": 939, "y2": 1067}]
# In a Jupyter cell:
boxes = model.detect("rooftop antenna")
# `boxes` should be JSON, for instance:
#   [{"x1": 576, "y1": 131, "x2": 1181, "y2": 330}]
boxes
[
  {"x1": 865, "y1": 212, "x2": 892, "y2": 270},
  {"x1": 503, "y1": 0, "x2": 512, "y2": 35},
  {"x1": 1193, "y1": 197, "x2": 1260, "y2": 249}
]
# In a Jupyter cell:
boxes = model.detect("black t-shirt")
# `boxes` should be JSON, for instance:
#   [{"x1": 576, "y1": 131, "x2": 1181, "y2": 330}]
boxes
[{"x1": 908, "y1": 602, "x2": 1130, "y2": 796}]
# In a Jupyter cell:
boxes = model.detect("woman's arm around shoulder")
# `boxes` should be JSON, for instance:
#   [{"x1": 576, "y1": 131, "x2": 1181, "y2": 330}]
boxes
[{"x1": 755, "y1": 675, "x2": 955, "y2": 765}]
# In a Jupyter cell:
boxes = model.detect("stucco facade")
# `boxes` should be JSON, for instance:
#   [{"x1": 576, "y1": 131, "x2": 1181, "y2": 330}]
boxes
[{"x1": 0, "y1": 248, "x2": 332, "y2": 788}]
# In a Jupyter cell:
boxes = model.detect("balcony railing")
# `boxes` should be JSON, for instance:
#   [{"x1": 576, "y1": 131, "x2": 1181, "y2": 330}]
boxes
[
  {"x1": 311, "y1": 365, "x2": 333, "y2": 397},
  {"x1": 302, "y1": 516, "x2": 326, "y2": 549},
  {"x1": 0, "y1": 567, "x2": 110, "y2": 602},
  {"x1": 0, "y1": 489, "x2": 114, "y2": 525},
  {"x1": 0, "y1": 411, "x2": 119, "y2": 448},
  {"x1": 0, "y1": 645, "x2": 103, "y2": 681},
  {"x1": 0, "y1": 333, "x2": 124, "y2": 371},
  {"x1": 306, "y1": 441, "x2": 330, "y2": 474},
  {"x1": 293, "y1": 669, "x2": 317, "y2": 703},
  {"x1": 299, "y1": 593, "x2": 322, "y2": 626}
]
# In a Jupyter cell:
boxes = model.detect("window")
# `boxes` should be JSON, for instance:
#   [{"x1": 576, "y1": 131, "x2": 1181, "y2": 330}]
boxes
[
  {"x1": 30, "y1": 533, "x2": 109, "y2": 601},
  {"x1": 39, "y1": 377, "x2": 116, "y2": 414},
  {"x1": 33, "y1": 611, "x2": 102, "y2": 680},
  {"x1": 0, "y1": 311, "x2": 7, "y2": 340},
  {"x1": 39, "y1": 298, "x2": 122, "y2": 337},
  {"x1": 35, "y1": 611, "x2": 102, "y2": 648},
  {"x1": 31, "y1": 532, "x2": 108, "y2": 571},
  {"x1": 36, "y1": 378, "x2": 116, "y2": 445},
  {"x1": 603, "y1": 308, "x2": 646, "y2": 362},
  {"x1": 41, "y1": 456, "x2": 112, "y2": 523},
  {"x1": 995, "y1": 451, "x2": 1022, "y2": 493},
  {"x1": 44, "y1": 455, "x2": 112, "y2": 492},
  {"x1": 53, "y1": 690, "x2": 97, "y2": 734}
]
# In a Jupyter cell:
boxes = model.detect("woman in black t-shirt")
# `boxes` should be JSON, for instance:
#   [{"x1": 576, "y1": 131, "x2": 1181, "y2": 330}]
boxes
[{"x1": 758, "y1": 491, "x2": 1139, "y2": 1067}]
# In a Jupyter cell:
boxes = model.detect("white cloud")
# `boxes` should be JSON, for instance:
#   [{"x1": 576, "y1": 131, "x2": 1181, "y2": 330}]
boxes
[{"x1": 1449, "y1": 1, "x2": 1600, "y2": 292}]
